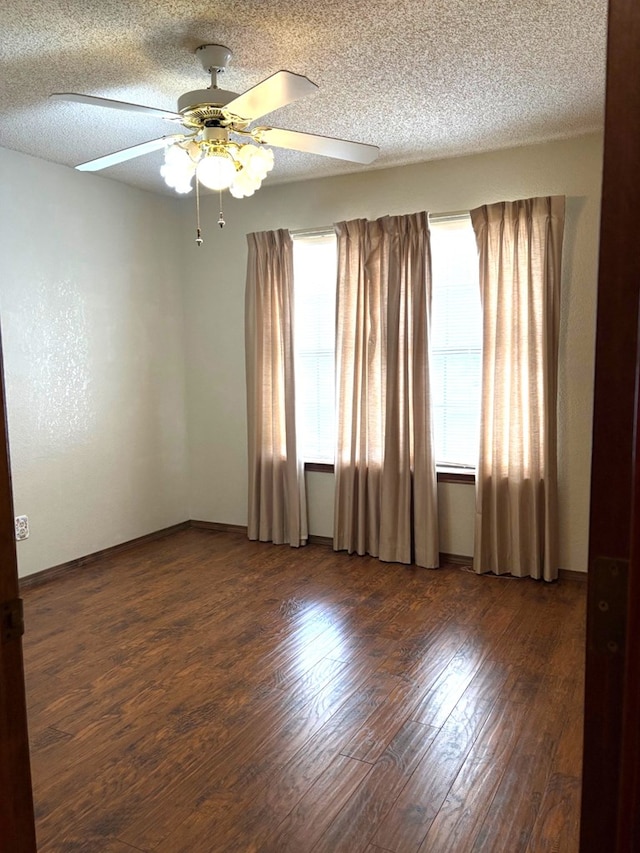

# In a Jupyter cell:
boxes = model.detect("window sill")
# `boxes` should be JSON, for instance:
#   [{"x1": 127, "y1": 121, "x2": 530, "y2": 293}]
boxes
[
  {"x1": 304, "y1": 462, "x2": 475, "y2": 484},
  {"x1": 305, "y1": 462, "x2": 334, "y2": 474},
  {"x1": 437, "y1": 468, "x2": 476, "y2": 484}
]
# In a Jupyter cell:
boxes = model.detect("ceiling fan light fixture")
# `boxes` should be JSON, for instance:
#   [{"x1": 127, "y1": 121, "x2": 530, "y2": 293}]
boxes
[
  {"x1": 197, "y1": 148, "x2": 237, "y2": 191},
  {"x1": 159, "y1": 139, "x2": 275, "y2": 197}
]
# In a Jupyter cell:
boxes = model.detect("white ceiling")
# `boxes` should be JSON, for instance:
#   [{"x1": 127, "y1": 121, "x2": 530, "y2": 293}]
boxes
[{"x1": 0, "y1": 0, "x2": 608, "y2": 196}]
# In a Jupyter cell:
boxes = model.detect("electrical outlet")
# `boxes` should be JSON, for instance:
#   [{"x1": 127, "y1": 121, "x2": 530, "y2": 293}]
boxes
[{"x1": 15, "y1": 515, "x2": 29, "y2": 541}]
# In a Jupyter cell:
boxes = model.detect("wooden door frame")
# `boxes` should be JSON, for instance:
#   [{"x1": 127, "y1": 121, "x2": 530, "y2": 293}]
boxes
[
  {"x1": 0, "y1": 327, "x2": 36, "y2": 851},
  {"x1": 580, "y1": 0, "x2": 640, "y2": 850}
]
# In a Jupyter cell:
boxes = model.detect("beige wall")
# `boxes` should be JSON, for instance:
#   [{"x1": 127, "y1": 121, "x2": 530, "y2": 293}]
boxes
[
  {"x1": 0, "y1": 148, "x2": 189, "y2": 577},
  {"x1": 184, "y1": 133, "x2": 603, "y2": 572}
]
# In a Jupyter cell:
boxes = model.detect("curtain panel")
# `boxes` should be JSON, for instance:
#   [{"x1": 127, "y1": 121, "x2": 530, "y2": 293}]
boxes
[
  {"x1": 333, "y1": 212, "x2": 439, "y2": 568},
  {"x1": 245, "y1": 229, "x2": 308, "y2": 547},
  {"x1": 471, "y1": 196, "x2": 565, "y2": 581}
]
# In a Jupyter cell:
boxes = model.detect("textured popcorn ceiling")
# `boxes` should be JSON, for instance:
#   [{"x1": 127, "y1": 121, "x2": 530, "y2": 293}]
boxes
[{"x1": 0, "y1": 0, "x2": 607, "y2": 195}]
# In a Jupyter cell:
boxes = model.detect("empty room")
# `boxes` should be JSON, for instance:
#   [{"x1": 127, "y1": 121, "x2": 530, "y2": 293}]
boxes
[{"x1": 2, "y1": 0, "x2": 638, "y2": 851}]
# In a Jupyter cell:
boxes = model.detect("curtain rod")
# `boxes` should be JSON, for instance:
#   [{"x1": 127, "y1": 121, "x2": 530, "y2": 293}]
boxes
[{"x1": 291, "y1": 210, "x2": 470, "y2": 237}]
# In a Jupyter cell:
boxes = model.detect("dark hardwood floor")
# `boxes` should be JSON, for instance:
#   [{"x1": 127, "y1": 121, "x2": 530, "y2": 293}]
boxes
[{"x1": 21, "y1": 529, "x2": 585, "y2": 852}]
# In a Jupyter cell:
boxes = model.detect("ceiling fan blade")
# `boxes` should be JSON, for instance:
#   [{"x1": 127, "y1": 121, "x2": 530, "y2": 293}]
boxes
[
  {"x1": 50, "y1": 92, "x2": 182, "y2": 121},
  {"x1": 75, "y1": 135, "x2": 185, "y2": 172},
  {"x1": 253, "y1": 127, "x2": 379, "y2": 165},
  {"x1": 223, "y1": 71, "x2": 318, "y2": 122}
]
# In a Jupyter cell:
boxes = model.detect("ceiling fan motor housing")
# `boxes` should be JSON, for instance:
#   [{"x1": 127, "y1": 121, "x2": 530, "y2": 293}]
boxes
[
  {"x1": 177, "y1": 87, "x2": 238, "y2": 114},
  {"x1": 177, "y1": 45, "x2": 239, "y2": 126}
]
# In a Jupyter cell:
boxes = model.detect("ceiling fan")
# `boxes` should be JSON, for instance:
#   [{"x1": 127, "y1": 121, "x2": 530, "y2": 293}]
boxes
[{"x1": 49, "y1": 44, "x2": 380, "y2": 202}]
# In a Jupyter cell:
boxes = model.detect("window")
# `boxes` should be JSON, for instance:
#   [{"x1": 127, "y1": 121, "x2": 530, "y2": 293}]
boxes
[
  {"x1": 429, "y1": 215, "x2": 482, "y2": 468},
  {"x1": 292, "y1": 231, "x2": 337, "y2": 464},
  {"x1": 293, "y1": 217, "x2": 481, "y2": 469}
]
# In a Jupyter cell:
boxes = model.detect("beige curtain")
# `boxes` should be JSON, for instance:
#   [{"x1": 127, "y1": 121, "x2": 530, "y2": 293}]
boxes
[
  {"x1": 245, "y1": 229, "x2": 307, "y2": 547},
  {"x1": 471, "y1": 196, "x2": 565, "y2": 581},
  {"x1": 333, "y1": 212, "x2": 439, "y2": 568}
]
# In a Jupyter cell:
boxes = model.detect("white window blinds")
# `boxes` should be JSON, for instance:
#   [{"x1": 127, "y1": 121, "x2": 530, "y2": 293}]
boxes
[
  {"x1": 429, "y1": 214, "x2": 482, "y2": 468},
  {"x1": 292, "y1": 231, "x2": 337, "y2": 464}
]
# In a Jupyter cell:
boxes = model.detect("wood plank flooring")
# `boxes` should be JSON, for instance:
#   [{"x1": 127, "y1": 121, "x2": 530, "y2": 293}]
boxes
[{"x1": 21, "y1": 529, "x2": 585, "y2": 852}]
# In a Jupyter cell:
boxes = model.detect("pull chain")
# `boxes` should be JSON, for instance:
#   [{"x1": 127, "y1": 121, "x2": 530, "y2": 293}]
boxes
[
  {"x1": 218, "y1": 190, "x2": 225, "y2": 228},
  {"x1": 195, "y1": 177, "x2": 203, "y2": 246}
]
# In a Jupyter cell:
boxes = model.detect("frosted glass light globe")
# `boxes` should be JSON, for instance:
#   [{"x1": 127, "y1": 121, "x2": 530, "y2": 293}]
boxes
[
  {"x1": 237, "y1": 144, "x2": 275, "y2": 180},
  {"x1": 197, "y1": 151, "x2": 237, "y2": 191},
  {"x1": 229, "y1": 171, "x2": 259, "y2": 198},
  {"x1": 161, "y1": 144, "x2": 195, "y2": 194}
]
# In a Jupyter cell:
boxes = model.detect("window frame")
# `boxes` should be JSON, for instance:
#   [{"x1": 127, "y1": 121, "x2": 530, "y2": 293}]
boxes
[
  {"x1": 292, "y1": 227, "x2": 338, "y2": 466},
  {"x1": 428, "y1": 211, "x2": 482, "y2": 472},
  {"x1": 292, "y1": 218, "x2": 479, "y2": 484},
  {"x1": 303, "y1": 460, "x2": 474, "y2": 484}
]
